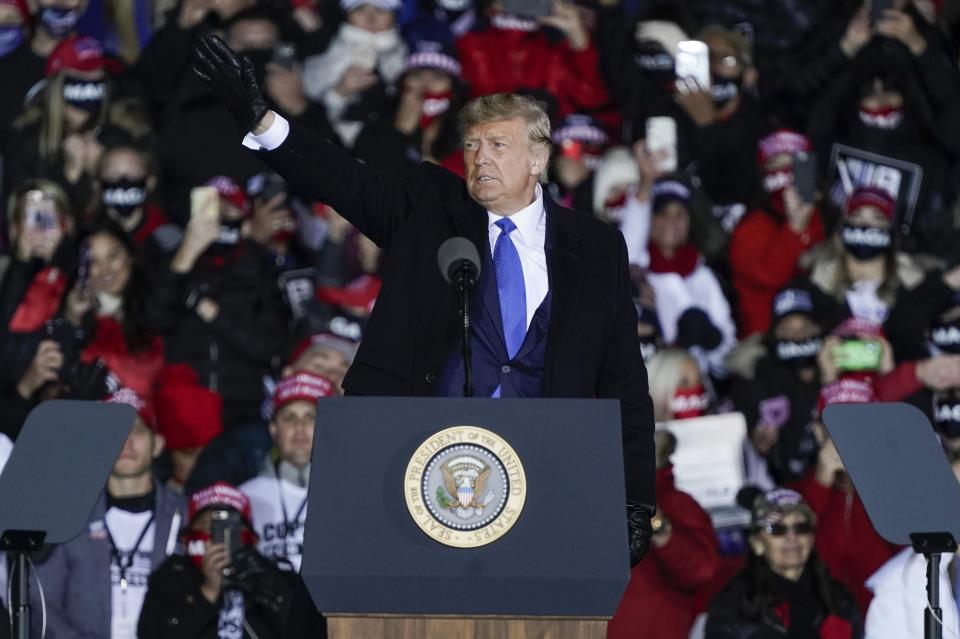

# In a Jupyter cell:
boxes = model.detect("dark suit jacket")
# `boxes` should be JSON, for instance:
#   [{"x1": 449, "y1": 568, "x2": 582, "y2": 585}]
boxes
[{"x1": 252, "y1": 122, "x2": 655, "y2": 504}]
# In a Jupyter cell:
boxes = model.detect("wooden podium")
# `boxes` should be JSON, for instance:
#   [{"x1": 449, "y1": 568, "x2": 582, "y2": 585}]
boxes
[
  {"x1": 301, "y1": 398, "x2": 636, "y2": 639},
  {"x1": 326, "y1": 615, "x2": 607, "y2": 638}
]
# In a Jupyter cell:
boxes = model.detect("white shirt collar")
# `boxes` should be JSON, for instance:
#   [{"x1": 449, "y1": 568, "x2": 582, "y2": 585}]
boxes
[{"x1": 487, "y1": 183, "x2": 545, "y2": 245}]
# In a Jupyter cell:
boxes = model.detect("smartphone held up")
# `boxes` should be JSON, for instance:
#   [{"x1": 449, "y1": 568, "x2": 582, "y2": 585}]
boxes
[
  {"x1": 646, "y1": 116, "x2": 678, "y2": 174},
  {"x1": 675, "y1": 40, "x2": 710, "y2": 94}
]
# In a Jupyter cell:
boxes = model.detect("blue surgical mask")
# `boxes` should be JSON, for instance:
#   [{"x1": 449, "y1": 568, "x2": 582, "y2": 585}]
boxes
[
  {"x1": 40, "y1": 7, "x2": 81, "y2": 39},
  {"x1": 0, "y1": 26, "x2": 23, "y2": 57}
]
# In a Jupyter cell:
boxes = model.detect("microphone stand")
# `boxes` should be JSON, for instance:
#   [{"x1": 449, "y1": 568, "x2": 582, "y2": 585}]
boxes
[{"x1": 456, "y1": 261, "x2": 476, "y2": 397}]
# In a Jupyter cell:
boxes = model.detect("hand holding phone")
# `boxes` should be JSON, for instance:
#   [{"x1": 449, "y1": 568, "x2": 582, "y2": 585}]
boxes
[
  {"x1": 190, "y1": 186, "x2": 219, "y2": 222},
  {"x1": 22, "y1": 192, "x2": 62, "y2": 262},
  {"x1": 182, "y1": 186, "x2": 221, "y2": 262},
  {"x1": 792, "y1": 151, "x2": 818, "y2": 204},
  {"x1": 675, "y1": 40, "x2": 711, "y2": 93},
  {"x1": 834, "y1": 339, "x2": 883, "y2": 372},
  {"x1": 645, "y1": 117, "x2": 678, "y2": 174},
  {"x1": 210, "y1": 509, "x2": 242, "y2": 559},
  {"x1": 77, "y1": 241, "x2": 91, "y2": 292}
]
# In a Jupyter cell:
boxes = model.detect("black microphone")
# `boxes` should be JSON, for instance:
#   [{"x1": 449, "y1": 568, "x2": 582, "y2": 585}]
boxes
[
  {"x1": 437, "y1": 237, "x2": 481, "y2": 290},
  {"x1": 437, "y1": 237, "x2": 481, "y2": 397}
]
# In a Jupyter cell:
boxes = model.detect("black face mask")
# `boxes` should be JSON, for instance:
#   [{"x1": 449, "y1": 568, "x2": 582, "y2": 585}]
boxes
[
  {"x1": 632, "y1": 43, "x2": 675, "y2": 89},
  {"x1": 241, "y1": 48, "x2": 273, "y2": 85},
  {"x1": 40, "y1": 7, "x2": 81, "y2": 38},
  {"x1": 63, "y1": 78, "x2": 107, "y2": 114},
  {"x1": 775, "y1": 337, "x2": 822, "y2": 369},
  {"x1": 934, "y1": 391, "x2": 960, "y2": 438},
  {"x1": 841, "y1": 223, "x2": 891, "y2": 261},
  {"x1": 710, "y1": 74, "x2": 741, "y2": 108},
  {"x1": 217, "y1": 217, "x2": 244, "y2": 245},
  {"x1": 930, "y1": 318, "x2": 960, "y2": 354},
  {"x1": 101, "y1": 178, "x2": 147, "y2": 218}
]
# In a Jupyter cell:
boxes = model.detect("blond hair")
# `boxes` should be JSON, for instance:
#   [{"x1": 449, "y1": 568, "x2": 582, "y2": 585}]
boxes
[
  {"x1": 13, "y1": 72, "x2": 113, "y2": 162},
  {"x1": 646, "y1": 348, "x2": 698, "y2": 422},
  {"x1": 457, "y1": 93, "x2": 552, "y2": 150},
  {"x1": 6, "y1": 179, "x2": 72, "y2": 229}
]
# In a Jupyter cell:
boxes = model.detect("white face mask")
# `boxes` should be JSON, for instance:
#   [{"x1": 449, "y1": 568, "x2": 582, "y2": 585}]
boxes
[
  {"x1": 96, "y1": 291, "x2": 123, "y2": 316},
  {"x1": 340, "y1": 23, "x2": 401, "y2": 52}
]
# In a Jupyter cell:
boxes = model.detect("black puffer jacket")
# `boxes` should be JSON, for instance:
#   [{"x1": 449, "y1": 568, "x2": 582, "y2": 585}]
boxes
[
  {"x1": 137, "y1": 553, "x2": 292, "y2": 639},
  {"x1": 144, "y1": 241, "x2": 286, "y2": 426},
  {"x1": 728, "y1": 351, "x2": 821, "y2": 484},
  {"x1": 706, "y1": 558, "x2": 863, "y2": 639}
]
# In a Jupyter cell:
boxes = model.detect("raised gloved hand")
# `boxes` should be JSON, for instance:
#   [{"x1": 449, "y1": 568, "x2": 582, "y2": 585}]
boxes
[
  {"x1": 626, "y1": 501, "x2": 655, "y2": 566},
  {"x1": 191, "y1": 34, "x2": 268, "y2": 132}
]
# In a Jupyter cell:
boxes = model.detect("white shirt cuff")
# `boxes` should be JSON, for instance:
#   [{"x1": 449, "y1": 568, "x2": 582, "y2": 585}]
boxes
[{"x1": 241, "y1": 113, "x2": 290, "y2": 151}]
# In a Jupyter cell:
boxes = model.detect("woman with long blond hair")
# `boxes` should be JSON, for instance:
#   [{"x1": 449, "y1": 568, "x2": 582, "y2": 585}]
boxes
[{"x1": 4, "y1": 35, "x2": 149, "y2": 209}]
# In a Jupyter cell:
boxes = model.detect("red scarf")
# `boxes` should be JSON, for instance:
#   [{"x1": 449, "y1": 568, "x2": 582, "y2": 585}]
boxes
[{"x1": 648, "y1": 243, "x2": 700, "y2": 278}]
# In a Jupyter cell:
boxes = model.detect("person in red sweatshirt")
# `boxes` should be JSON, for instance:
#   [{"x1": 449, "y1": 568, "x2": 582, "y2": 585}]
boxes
[
  {"x1": 730, "y1": 129, "x2": 825, "y2": 337},
  {"x1": 455, "y1": 2, "x2": 609, "y2": 118},
  {"x1": 789, "y1": 380, "x2": 899, "y2": 611},
  {"x1": 608, "y1": 431, "x2": 720, "y2": 639}
]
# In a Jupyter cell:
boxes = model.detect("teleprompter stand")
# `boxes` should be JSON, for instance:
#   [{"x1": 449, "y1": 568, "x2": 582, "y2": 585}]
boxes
[
  {"x1": 0, "y1": 401, "x2": 135, "y2": 639},
  {"x1": 824, "y1": 403, "x2": 960, "y2": 639}
]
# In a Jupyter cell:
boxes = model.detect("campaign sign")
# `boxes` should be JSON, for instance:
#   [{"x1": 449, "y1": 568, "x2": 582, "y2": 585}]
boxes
[
  {"x1": 656, "y1": 412, "x2": 747, "y2": 510},
  {"x1": 827, "y1": 143, "x2": 923, "y2": 234}
]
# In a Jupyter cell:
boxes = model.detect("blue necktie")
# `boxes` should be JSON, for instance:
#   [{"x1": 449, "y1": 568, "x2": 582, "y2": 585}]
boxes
[{"x1": 493, "y1": 218, "x2": 527, "y2": 360}]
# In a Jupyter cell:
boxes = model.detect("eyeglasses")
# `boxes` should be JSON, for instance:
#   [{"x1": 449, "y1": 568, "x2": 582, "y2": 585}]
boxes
[
  {"x1": 763, "y1": 521, "x2": 815, "y2": 537},
  {"x1": 709, "y1": 53, "x2": 740, "y2": 68}
]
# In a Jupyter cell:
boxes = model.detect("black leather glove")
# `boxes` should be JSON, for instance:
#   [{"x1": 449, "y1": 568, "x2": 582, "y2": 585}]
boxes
[
  {"x1": 228, "y1": 546, "x2": 289, "y2": 615},
  {"x1": 66, "y1": 359, "x2": 115, "y2": 400},
  {"x1": 227, "y1": 545, "x2": 269, "y2": 592},
  {"x1": 191, "y1": 34, "x2": 268, "y2": 132},
  {"x1": 627, "y1": 501, "x2": 655, "y2": 567}
]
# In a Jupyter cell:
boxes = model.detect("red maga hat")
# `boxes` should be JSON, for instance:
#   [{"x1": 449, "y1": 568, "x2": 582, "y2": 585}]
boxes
[
  {"x1": 844, "y1": 186, "x2": 896, "y2": 221},
  {"x1": 272, "y1": 371, "x2": 336, "y2": 415},
  {"x1": 46, "y1": 36, "x2": 121, "y2": 77},
  {"x1": 188, "y1": 481, "x2": 252, "y2": 525}
]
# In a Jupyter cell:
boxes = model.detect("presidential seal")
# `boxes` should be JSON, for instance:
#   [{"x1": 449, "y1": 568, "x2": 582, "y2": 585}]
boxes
[{"x1": 404, "y1": 426, "x2": 526, "y2": 548}]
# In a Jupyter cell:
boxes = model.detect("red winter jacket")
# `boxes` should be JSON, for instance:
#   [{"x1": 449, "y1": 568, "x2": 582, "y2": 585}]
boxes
[
  {"x1": 729, "y1": 209, "x2": 824, "y2": 337},
  {"x1": 7, "y1": 266, "x2": 67, "y2": 332},
  {"x1": 790, "y1": 472, "x2": 899, "y2": 612},
  {"x1": 608, "y1": 466, "x2": 719, "y2": 639},
  {"x1": 456, "y1": 27, "x2": 609, "y2": 117}
]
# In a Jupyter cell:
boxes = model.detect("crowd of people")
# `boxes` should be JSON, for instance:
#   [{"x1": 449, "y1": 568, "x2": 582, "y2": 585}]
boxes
[{"x1": 1, "y1": 0, "x2": 960, "y2": 637}]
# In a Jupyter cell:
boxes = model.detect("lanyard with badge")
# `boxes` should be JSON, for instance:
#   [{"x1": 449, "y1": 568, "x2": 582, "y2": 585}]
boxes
[
  {"x1": 275, "y1": 464, "x2": 307, "y2": 554},
  {"x1": 104, "y1": 513, "x2": 154, "y2": 614}
]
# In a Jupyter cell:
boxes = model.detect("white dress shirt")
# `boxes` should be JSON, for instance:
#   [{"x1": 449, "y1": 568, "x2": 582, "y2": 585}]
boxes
[
  {"x1": 487, "y1": 184, "x2": 548, "y2": 331},
  {"x1": 242, "y1": 112, "x2": 291, "y2": 151}
]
